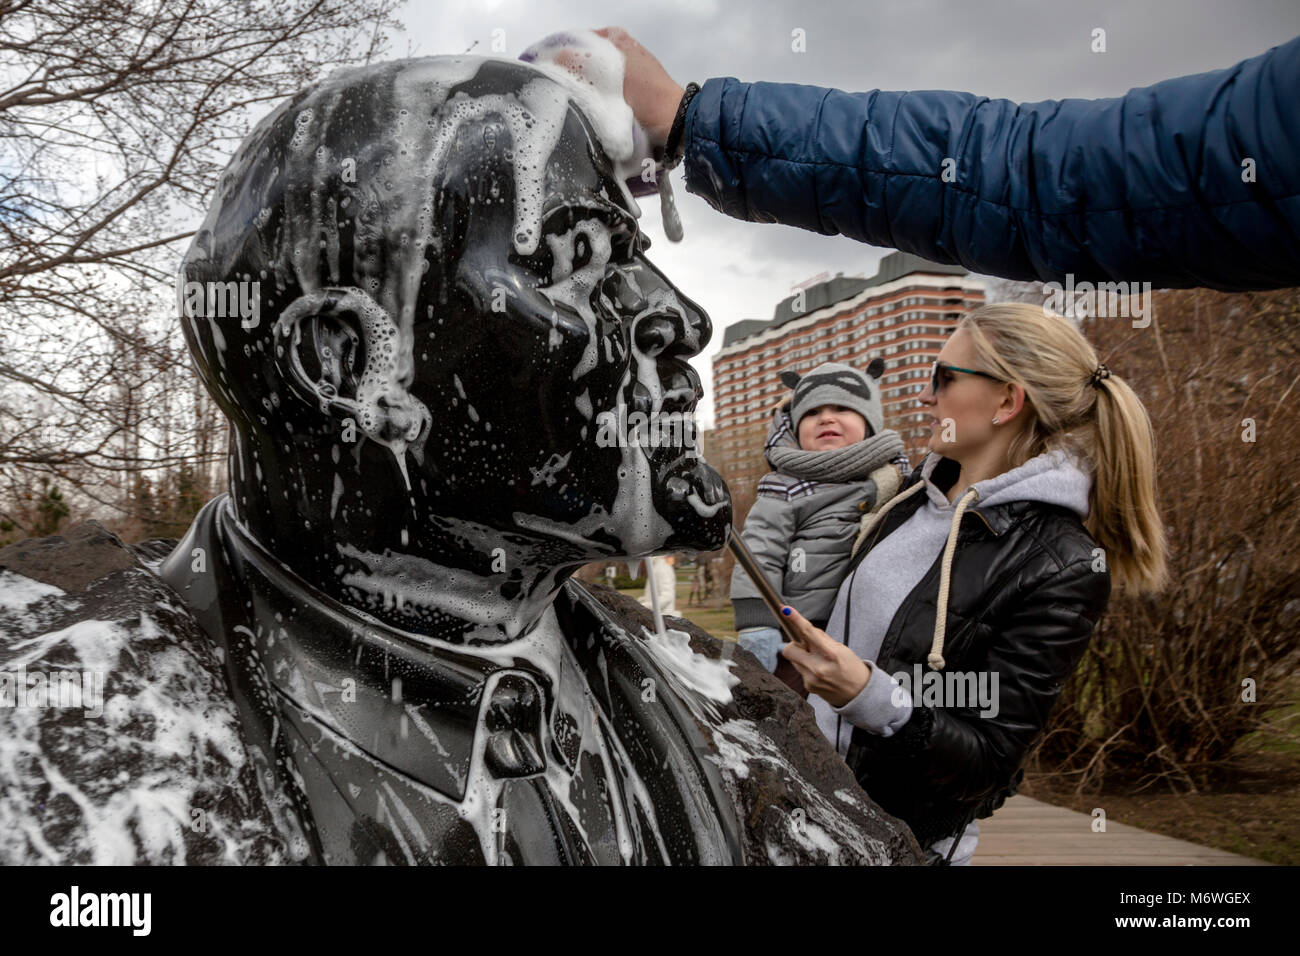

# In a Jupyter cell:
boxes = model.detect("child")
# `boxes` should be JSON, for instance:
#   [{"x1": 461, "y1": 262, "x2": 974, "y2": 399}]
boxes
[{"x1": 731, "y1": 360, "x2": 910, "y2": 691}]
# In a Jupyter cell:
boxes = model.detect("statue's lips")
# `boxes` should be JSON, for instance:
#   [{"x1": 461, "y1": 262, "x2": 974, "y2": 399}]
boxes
[
  {"x1": 660, "y1": 452, "x2": 729, "y2": 552},
  {"x1": 659, "y1": 451, "x2": 729, "y2": 509}
]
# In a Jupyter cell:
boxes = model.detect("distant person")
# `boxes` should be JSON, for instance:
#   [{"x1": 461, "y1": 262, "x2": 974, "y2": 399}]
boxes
[
  {"x1": 638, "y1": 554, "x2": 679, "y2": 617},
  {"x1": 687, "y1": 565, "x2": 703, "y2": 606},
  {"x1": 597, "y1": 26, "x2": 1300, "y2": 292}
]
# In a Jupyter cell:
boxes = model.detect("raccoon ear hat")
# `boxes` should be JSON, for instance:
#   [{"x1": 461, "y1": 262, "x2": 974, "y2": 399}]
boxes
[
  {"x1": 779, "y1": 370, "x2": 802, "y2": 390},
  {"x1": 866, "y1": 357, "x2": 885, "y2": 379}
]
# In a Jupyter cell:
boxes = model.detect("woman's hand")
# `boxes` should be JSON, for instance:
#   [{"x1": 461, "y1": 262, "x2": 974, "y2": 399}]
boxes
[
  {"x1": 594, "y1": 26, "x2": 684, "y2": 145},
  {"x1": 779, "y1": 605, "x2": 871, "y2": 708}
]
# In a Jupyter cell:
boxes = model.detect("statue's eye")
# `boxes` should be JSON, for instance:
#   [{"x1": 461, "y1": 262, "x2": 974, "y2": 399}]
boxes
[
  {"x1": 535, "y1": 216, "x2": 613, "y2": 289},
  {"x1": 610, "y1": 224, "x2": 649, "y2": 262},
  {"x1": 521, "y1": 204, "x2": 647, "y2": 290}
]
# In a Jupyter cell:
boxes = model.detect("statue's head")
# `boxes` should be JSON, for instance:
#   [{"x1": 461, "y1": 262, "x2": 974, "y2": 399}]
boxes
[{"x1": 178, "y1": 56, "x2": 730, "y2": 637}]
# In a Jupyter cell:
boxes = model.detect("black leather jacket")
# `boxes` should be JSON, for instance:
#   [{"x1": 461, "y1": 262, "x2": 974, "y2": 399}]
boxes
[{"x1": 841, "y1": 453, "x2": 1112, "y2": 849}]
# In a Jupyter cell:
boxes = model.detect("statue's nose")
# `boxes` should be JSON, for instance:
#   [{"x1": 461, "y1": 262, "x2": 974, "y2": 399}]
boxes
[{"x1": 612, "y1": 260, "x2": 709, "y2": 361}]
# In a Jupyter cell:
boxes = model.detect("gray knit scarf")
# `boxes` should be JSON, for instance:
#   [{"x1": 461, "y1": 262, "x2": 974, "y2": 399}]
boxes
[{"x1": 764, "y1": 402, "x2": 906, "y2": 484}]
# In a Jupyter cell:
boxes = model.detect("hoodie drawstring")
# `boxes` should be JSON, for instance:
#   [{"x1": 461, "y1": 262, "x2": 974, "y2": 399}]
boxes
[
  {"x1": 930, "y1": 487, "x2": 980, "y2": 670},
  {"x1": 849, "y1": 479, "x2": 981, "y2": 672}
]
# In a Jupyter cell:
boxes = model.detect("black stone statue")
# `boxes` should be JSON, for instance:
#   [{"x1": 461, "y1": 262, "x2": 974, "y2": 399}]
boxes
[{"x1": 0, "y1": 55, "x2": 923, "y2": 865}]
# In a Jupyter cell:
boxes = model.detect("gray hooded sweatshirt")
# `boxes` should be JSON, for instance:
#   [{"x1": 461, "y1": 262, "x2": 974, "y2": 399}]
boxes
[{"x1": 811, "y1": 447, "x2": 1094, "y2": 862}]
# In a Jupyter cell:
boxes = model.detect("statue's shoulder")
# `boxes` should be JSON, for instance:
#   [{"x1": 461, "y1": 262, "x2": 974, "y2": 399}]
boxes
[{"x1": 0, "y1": 519, "x2": 290, "y2": 864}]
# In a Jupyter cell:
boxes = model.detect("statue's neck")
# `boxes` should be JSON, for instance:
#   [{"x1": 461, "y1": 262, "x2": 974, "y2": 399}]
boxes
[{"x1": 229, "y1": 493, "x2": 579, "y2": 645}]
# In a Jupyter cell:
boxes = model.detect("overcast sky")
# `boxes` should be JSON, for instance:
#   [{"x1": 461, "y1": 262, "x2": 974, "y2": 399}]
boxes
[{"x1": 391, "y1": 0, "x2": 1300, "y2": 426}]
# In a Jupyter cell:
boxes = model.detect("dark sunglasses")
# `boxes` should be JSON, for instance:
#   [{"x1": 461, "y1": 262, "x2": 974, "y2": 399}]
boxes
[{"x1": 929, "y1": 360, "x2": 1004, "y2": 395}]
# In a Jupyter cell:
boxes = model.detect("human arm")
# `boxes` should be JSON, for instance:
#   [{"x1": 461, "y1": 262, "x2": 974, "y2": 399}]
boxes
[
  {"x1": 679, "y1": 38, "x2": 1300, "y2": 292},
  {"x1": 778, "y1": 604, "x2": 872, "y2": 706},
  {"x1": 831, "y1": 658, "x2": 913, "y2": 738}
]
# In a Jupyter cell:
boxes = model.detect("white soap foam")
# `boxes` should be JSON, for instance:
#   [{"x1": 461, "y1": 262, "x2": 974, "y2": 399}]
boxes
[
  {"x1": 275, "y1": 288, "x2": 430, "y2": 490},
  {"x1": 0, "y1": 612, "x2": 279, "y2": 864},
  {"x1": 640, "y1": 626, "x2": 738, "y2": 706},
  {"x1": 520, "y1": 29, "x2": 685, "y2": 242},
  {"x1": 0, "y1": 571, "x2": 64, "y2": 612}
]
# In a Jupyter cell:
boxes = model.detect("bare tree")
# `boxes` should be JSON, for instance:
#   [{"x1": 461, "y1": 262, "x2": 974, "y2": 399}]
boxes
[
  {"x1": 0, "y1": 0, "x2": 402, "y2": 537},
  {"x1": 1033, "y1": 287, "x2": 1300, "y2": 792}
]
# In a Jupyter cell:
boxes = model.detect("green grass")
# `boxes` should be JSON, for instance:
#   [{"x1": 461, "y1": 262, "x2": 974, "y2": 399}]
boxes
[
  {"x1": 615, "y1": 578, "x2": 737, "y2": 641},
  {"x1": 1233, "y1": 674, "x2": 1300, "y2": 756}
]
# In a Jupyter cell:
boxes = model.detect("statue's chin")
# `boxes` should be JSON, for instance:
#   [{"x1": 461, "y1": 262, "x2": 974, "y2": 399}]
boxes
[{"x1": 659, "y1": 456, "x2": 732, "y2": 552}]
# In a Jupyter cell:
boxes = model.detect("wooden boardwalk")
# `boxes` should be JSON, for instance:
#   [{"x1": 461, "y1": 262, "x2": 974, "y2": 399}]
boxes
[{"x1": 972, "y1": 796, "x2": 1270, "y2": 865}]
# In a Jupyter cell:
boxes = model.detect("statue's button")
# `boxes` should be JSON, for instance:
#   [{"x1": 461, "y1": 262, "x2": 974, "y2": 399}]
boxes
[
  {"x1": 483, "y1": 673, "x2": 546, "y2": 778},
  {"x1": 485, "y1": 729, "x2": 544, "y2": 778}
]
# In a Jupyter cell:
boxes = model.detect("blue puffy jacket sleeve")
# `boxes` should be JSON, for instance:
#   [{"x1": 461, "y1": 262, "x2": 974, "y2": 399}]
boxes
[{"x1": 682, "y1": 36, "x2": 1300, "y2": 292}]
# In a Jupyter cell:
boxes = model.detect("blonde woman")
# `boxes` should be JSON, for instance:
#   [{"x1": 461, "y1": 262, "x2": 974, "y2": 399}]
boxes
[{"x1": 778, "y1": 303, "x2": 1170, "y2": 865}]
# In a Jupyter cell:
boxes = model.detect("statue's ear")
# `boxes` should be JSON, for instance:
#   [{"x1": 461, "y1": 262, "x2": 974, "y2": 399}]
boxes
[
  {"x1": 274, "y1": 287, "x2": 429, "y2": 444},
  {"x1": 274, "y1": 289, "x2": 364, "y2": 413},
  {"x1": 779, "y1": 370, "x2": 802, "y2": 390},
  {"x1": 866, "y1": 357, "x2": 886, "y2": 380}
]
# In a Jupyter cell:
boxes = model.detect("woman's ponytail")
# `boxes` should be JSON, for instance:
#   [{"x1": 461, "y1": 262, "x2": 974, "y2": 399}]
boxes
[{"x1": 1086, "y1": 372, "x2": 1170, "y2": 595}]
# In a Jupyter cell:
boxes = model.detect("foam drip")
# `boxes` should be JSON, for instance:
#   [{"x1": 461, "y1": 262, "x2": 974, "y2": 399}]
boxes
[{"x1": 520, "y1": 29, "x2": 684, "y2": 244}]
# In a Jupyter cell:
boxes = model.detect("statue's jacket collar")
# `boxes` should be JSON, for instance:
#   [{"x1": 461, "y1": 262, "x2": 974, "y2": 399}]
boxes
[{"x1": 161, "y1": 496, "x2": 742, "y2": 865}]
